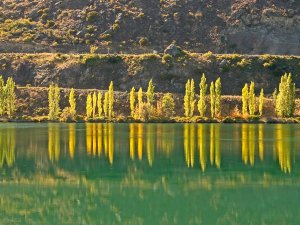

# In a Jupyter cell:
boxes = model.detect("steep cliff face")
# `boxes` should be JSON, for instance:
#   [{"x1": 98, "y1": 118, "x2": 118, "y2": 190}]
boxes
[
  {"x1": 1, "y1": 53, "x2": 299, "y2": 95},
  {"x1": 0, "y1": 0, "x2": 299, "y2": 54}
]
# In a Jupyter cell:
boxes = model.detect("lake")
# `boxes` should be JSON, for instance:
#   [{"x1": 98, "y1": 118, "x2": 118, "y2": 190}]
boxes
[{"x1": 0, "y1": 123, "x2": 299, "y2": 225}]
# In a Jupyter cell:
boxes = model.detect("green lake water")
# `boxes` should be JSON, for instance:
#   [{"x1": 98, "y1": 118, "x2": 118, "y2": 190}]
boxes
[{"x1": 0, "y1": 123, "x2": 300, "y2": 225}]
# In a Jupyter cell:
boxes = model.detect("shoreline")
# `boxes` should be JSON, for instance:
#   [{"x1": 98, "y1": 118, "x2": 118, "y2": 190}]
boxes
[{"x1": 2, "y1": 116, "x2": 300, "y2": 124}]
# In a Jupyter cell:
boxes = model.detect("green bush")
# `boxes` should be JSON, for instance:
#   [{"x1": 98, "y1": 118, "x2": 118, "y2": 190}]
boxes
[
  {"x1": 237, "y1": 58, "x2": 251, "y2": 68},
  {"x1": 86, "y1": 11, "x2": 97, "y2": 22},
  {"x1": 46, "y1": 20, "x2": 55, "y2": 28},
  {"x1": 139, "y1": 37, "x2": 149, "y2": 46},
  {"x1": 162, "y1": 54, "x2": 173, "y2": 64}
]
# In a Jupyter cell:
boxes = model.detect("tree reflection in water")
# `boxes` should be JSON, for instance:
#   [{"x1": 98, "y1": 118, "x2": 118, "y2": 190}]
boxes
[
  {"x1": 0, "y1": 126, "x2": 15, "y2": 168},
  {"x1": 0, "y1": 123, "x2": 293, "y2": 174},
  {"x1": 48, "y1": 123, "x2": 60, "y2": 162},
  {"x1": 85, "y1": 123, "x2": 114, "y2": 164}
]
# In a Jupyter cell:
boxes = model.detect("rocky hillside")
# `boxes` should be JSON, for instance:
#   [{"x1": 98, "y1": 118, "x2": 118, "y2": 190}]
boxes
[
  {"x1": 0, "y1": 0, "x2": 299, "y2": 54},
  {"x1": 0, "y1": 52, "x2": 299, "y2": 95}
]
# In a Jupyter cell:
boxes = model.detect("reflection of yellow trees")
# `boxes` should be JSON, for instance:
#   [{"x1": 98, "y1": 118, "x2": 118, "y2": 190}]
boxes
[
  {"x1": 184, "y1": 124, "x2": 194, "y2": 167},
  {"x1": 0, "y1": 128, "x2": 15, "y2": 168},
  {"x1": 48, "y1": 124, "x2": 60, "y2": 162},
  {"x1": 69, "y1": 124, "x2": 76, "y2": 159},
  {"x1": 241, "y1": 124, "x2": 256, "y2": 166},
  {"x1": 97, "y1": 123, "x2": 102, "y2": 157},
  {"x1": 86, "y1": 123, "x2": 113, "y2": 164},
  {"x1": 190, "y1": 125, "x2": 195, "y2": 168},
  {"x1": 184, "y1": 124, "x2": 189, "y2": 166},
  {"x1": 276, "y1": 124, "x2": 291, "y2": 173},
  {"x1": 129, "y1": 124, "x2": 144, "y2": 162},
  {"x1": 147, "y1": 124, "x2": 154, "y2": 166},
  {"x1": 129, "y1": 124, "x2": 135, "y2": 160},
  {"x1": 138, "y1": 124, "x2": 143, "y2": 160},
  {"x1": 103, "y1": 123, "x2": 108, "y2": 156},
  {"x1": 210, "y1": 124, "x2": 220, "y2": 169},
  {"x1": 108, "y1": 124, "x2": 114, "y2": 165},
  {"x1": 241, "y1": 124, "x2": 249, "y2": 165},
  {"x1": 258, "y1": 124, "x2": 264, "y2": 161},
  {"x1": 161, "y1": 125, "x2": 175, "y2": 156},
  {"x1": 198, "y1": 124, "x2": 206, "y2": 171},
  {"x1": 86, "y1": 123, "x2": 92, "y2": 155},
  {"x1": 249, "y1": 124, "x2": 255, "y2": 166},
  {"x1": 184, "y1": 124, "x2": 220, "y2": 170}
]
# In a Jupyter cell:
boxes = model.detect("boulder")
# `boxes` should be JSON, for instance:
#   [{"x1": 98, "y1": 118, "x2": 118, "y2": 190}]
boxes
[{"x1": 164, "y1": 43, "x2": 183, "y2": 57}]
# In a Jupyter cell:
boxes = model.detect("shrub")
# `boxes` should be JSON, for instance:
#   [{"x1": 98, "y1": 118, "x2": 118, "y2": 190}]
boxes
[
  {"x1": 112, "y1": 23, "x2": 120, "y2": 31},
  {"x1": 203, "y1": 51, "x2": 213, "y2": 59},
  {"x1": 46, "y1": 20, "x2": 55, "y2": 28},
  {"x1": 162, "y1": 93, "x2": 175, "y2": 117},
  {"x1": 237, "y1": 58, "x2": 251, "y2": 68},
  {"x1": 162, "y1": 54, "x2": 173, "y2": 65},
  {"x1": 60, "y1": 107, "x2": 74, "y2": 122},
  {"x1": 139, "y1": 37, "x2": 149, "y2": 46},
  {"x1": 86, "y1": 11, "x2": 97, "y2": 22}
]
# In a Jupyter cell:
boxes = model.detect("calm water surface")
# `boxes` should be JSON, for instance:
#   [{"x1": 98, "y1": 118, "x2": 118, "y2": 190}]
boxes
[{"x1": 0, "y1": 123, "x2": 300, "y2": 225}]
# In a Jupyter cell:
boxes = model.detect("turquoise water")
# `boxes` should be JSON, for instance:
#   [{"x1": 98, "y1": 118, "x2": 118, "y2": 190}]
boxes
[{"x1": 0, "y1": 123, "x2": 299, "y2": 224}]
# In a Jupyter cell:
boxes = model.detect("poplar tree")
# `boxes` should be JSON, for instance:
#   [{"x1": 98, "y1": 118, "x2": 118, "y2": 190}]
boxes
[
  {"x1": 210, "y1": 81, "x2": 215, "y2": 118},
  {"x1": 103, "y1": 92, "x2": 109, "y2": 118},
  {"x1": 242, "y1": 83, "x2": 249, "y2": 116},
  {"x1": 0, "y1": 76, "x2": 5, "y2": 116},
  {"x1": 184, "y1": 79, "x2": 191, "y2": 117},
  {"x1": 69, "y1": 88, "x2": 76, "y2": 119},
  {"x1": 184, "y1": 79, "x2": 196, "y2": 117},
  {"x1": 108, "y1": 81, "x2": 114, "y2": 119},
  {"x1": 248, "y1": 81, "x2": 256, "y2": 116},
  {"x1": 272, "y1": 88, "x2": 277, "y2": 106},
  {"x1": 5, "y1": 77, "x2": 16, "y2": 118},
  {"x1": 259, "y1": 88, "x2": 264, "y2": 116},
  {"x1": 130, "y1": 87, "x2": 135, "y2": 117},
  {"x1": 86, "y1": 93, "x2": 93, "y2": 119},
  {"x1": 162, "y1": 93, "x2": 175, "y2": 117},
  {"x1": 146, "y1": 79, "x2": 155, "y2": 107},
  {"x1": 138, "y1": 87, "x2": 143, "y2": 119},
  {"x1": 276, "y1": 73, "x2": 295, "y2": 117},
  {"x1": 198, "y1": 74, "x2": 207, "y2": 117},
  {"x1": 54, "y1": 84, "x2": 60, "y2": 119},
  {"x1": 97, "y1": 92, "x2": 102, "y2": 117},
  {"x1": 92, "y1": 92, "x2": 97, "y2": 119},
  {"x1": 215, "y1": 78, "x2": 221, "y2": 117},
  {"x1": 48, "y1": 83, "x2": 55, "y2": 120},
  {"x1": 190, "y1": 79, "x2": 195, "y2": 117}
]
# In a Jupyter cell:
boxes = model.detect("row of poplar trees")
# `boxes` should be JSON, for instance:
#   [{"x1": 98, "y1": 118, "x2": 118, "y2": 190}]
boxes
[
  {"x1": 241, "y1": 73, "x2": 295, "y2": 117},
  {"x1": 47, "y1": 73, "x2": 296, "y2": 120},
  {"x1": 86, "y1": 81, "x2": 114, "y2": 119},
  {"x1": 184, "y1": 74, "x2": 222, "y2": 118},
  {"x1": 129, "y1": 79, "x2": 176, "y2": 119},
  {"x1": 48, "y1": 82, "x2": 115, "y2": 120}
]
